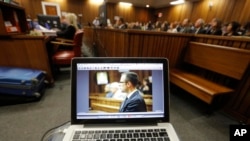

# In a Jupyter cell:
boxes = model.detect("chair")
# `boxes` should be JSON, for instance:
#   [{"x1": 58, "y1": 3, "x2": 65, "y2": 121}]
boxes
[{"x1": 51, "y1": 30, "x2": 84, "y2": 67}]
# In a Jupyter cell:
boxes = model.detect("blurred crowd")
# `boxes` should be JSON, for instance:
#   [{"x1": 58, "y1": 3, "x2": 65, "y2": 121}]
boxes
[{"x1": 93, "y1": 17, "x2": 250, "y2": 37}]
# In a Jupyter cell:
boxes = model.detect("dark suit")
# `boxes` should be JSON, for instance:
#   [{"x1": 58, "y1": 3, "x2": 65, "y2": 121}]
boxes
[
  {"x1": 193, "y1": 27, "x2": 206, "y2": 34},
  {"x1": 206, "y1": 29, "x2": 222, "y2": 35},
  {"x1": 56, "y1": 25, "x2": 76, "y2": 40},
  {"x1": 119, "y1": 90, "x2": 147, "y2": 112},
  {"x1": 119, "y1": 24, "x2": 127, "y2": 29},
  {"x1": 179, "y1": 26, "x2": 192, "y2": 33}
]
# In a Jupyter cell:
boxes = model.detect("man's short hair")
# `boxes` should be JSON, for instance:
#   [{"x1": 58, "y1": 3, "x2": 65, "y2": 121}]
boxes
[
  {"x1": 125, "y1": 72, "x2": 138, "y2": 86},
  {"x1": 119, "y1": 17, "x2": 125, "y2": 23}
]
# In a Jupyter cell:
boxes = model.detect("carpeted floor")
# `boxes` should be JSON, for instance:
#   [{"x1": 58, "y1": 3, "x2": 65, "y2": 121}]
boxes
[{"x1": 0, "y1": 68, "x2": 238, "y2": 141}]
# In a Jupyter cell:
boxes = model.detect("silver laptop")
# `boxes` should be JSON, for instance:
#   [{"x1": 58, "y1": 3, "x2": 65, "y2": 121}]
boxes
[{"x1": 63, "y1": 57, "x2": 179, "y2": 141}]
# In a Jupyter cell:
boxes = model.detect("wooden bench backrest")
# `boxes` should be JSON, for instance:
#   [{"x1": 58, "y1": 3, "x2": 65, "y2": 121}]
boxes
[{"x1": 184, "y1": 42, "x2": 250, "y2": 80}]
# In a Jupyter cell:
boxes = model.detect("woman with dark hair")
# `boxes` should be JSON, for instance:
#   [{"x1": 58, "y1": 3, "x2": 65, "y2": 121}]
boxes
[
  {"x1": 243, "y1": 22, "x2": 250, "y2": 36},
  {"x1": 223, "y1": 21, "x2": 240, "y2": 36},
  {"x1": 139, "y1": 78, "x2": 152, "y2": 94}
]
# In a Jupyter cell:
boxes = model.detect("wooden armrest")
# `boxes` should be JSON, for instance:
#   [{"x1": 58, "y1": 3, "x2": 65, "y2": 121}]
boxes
[
  {"x1": 50, "y1": 41, "x2": 74, "y2": 46},
  {"x1": 54, "y1": 38, "x2": 74, "y2": 43}
]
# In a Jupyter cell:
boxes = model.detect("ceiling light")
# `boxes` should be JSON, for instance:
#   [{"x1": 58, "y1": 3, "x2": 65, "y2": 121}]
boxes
[
  {"x1": 119, "y1": 2, "x2": 132, "y2": 7},
  {"x1": 146, "y1": 4, "x2": 150, "y2": 8},
  {"x1": 90, "y1": 0, "x2": 104, "y2": 4},
  {"x1": 170, "y1": 0, "x2": 185, "y2": 5}
]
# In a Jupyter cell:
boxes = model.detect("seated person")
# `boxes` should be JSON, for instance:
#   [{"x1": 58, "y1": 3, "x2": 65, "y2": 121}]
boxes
[
  {"x1": 60, "y1": 15, "x2": 68, "y2": 31},
  {"x1": 114, "y1": 17, "x2": 127, "y2": 29},
  {"x1": 45, "y1": 13, "x2": 79, "y2": 76},
  {"x1": 109, "y1": 82, "x2": 127, "y2": 100},
  {"x1": 243, "y1": 22, "x2": 250, "y2": 36},
  {"x1": 139, "y1": 78, "x2": 152, "y2": 94},
  {"x1": 56, "y1": 13, "x2": 79, "y2": 40},
  {"x1": 92, "y1": 17, "x2": 100, "y2": 27},
  {"x1": 105, "y1": 82, "x2": 126, "y2": 99},
  {"x1": 192, "y1": 18, "x2": 206, "y2": 34},
  {"x1": 105, "y1": 84, "x2": 113, "y2": 98},
  {"x1": 206, "y1": 18, "x2": 222, "y2": 35},
  {"x1": 223, "y1": 21, "x2": 240, "y2": 36}
]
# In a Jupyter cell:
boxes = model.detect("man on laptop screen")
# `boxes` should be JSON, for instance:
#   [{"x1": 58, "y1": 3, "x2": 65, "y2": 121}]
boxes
[{"x1": 119, "y1": 72, "x2": 147, "y2": 112}]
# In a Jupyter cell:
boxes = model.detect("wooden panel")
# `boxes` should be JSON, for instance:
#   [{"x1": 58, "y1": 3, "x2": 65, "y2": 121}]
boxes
[
  {"x1": 0, "y1": 35, "x2": 54, "y2": 84},
  {"x1": 92, "y1": 28, "x2": 128, "y2": 57},
  {"x1": 19, "y1": 0, "x2": 42, "y2": 19},
  {"x1": 127, "y1": 30, "x2": 192, "y2": 68},
  {"x1": 106, "y1": 3, "x2": 151, "y2": 24},
  {"x1": 156, "y1": 2, "x2": 193, "y2": 23},
  {"x1": 17, "y1": 0, "x2": 250, "y2": 29},
  {"x1": 188, "y1": 1, "x2": 208, "y2": 22},
  {"x1": 45, "y1": 5, "x2": 58, "y2": 15},
  {"x1": 82, "y1": 0, "x2": 99, "y2": 26},
  {"x1": 230, "y1": 0, "x2": 250, "y2": 24},
  {"x1": 224, "y1": 65, "x2": 250, "y2": 124},
  {"x1": 0, "y1": 8, "x2": 6, "y2": 35},
  {"x1": 156, "y1": 0, "x2": 250, "y2": 26},
  {"x1": 18, "y1": 0, "x2": 84, "y2": 24}
]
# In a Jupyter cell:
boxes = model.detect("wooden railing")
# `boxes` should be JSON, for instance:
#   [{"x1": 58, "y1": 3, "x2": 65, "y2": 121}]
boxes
[
  {"x1": 89, "y1": 93, "x2": 152, "y2": 113},
  {"x1": 194, "y1": 34, "x2": 250, "y2": 49},
  {"x1": 84, "y1": 27, "x2": 193, "y2": 68}
]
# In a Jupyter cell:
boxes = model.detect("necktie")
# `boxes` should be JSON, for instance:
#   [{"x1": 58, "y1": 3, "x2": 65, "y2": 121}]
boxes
[{"x1": 119, "y1": 97, "x2": 128, "y2": 112}]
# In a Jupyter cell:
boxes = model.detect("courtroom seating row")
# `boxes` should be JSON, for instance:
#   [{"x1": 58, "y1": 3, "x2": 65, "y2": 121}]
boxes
[{"x1": 170, "y1": 42, "x2": 250, "y2": 108}]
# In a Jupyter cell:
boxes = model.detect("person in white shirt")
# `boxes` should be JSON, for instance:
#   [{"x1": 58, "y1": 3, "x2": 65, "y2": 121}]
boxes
[
  {"x1": 92, "y1": 17, "x2": 100, "y2": 27},
  {"x1": 108, "y1": 82, "x2": 126, "y2": 100}
]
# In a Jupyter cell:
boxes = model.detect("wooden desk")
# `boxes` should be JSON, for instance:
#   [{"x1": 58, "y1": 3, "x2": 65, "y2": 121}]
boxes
[{"x1": 0, "y1": 35, "x2": 54, "y2": 85}]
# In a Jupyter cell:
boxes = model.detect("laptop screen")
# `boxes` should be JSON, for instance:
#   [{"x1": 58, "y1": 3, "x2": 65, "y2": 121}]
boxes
[{"x1": 71, "y1": 58, "x2": 170, "y2": 124}]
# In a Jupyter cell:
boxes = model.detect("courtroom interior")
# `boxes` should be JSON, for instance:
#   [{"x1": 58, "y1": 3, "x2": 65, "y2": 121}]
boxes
[{"x1": 0, "y1": 0, "x2": 250, "y2": 141}]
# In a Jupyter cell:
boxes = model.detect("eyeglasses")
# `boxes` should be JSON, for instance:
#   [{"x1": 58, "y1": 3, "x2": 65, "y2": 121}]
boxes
[{"x1": 119, "y1": 81, "x2": 128, "y2": 84}]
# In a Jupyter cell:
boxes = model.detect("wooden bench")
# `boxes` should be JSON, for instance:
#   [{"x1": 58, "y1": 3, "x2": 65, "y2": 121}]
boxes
[{"x1": 170, "y1": 42, "x2": 250, "y2": 105}]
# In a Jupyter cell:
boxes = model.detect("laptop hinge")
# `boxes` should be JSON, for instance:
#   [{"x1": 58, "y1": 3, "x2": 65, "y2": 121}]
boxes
[{"x1": 83, "y1": 122, "x2": 158, "y2": 128}]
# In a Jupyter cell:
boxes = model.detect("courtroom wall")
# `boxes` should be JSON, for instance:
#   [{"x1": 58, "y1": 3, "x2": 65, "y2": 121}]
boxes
[
  {"x1": 17, "y1": 0, "x2": 250, "y2": 27},
  {"x1": 156, "y1": 0, "x2": 250, "y2": 25}
]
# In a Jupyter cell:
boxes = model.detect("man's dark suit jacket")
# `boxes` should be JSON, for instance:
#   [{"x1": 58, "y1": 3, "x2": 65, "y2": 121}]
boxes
[
  {"x1": 192, "y1": 27, "x2": 206, "y2": 34},
  {"x1": 206, "y1": 29, "x2": 222, "y2": 35},
  {"x1": 119, "y1": 90, "x2": 147, "y2": 112},
  {"x1": 56, "y1": 25, "x2": 76, "y2": 40}
]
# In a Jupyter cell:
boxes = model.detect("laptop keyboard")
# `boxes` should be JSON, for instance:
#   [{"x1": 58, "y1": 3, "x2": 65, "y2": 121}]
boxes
[{"x1": 72, "y1": 128, "x2": 170, "y2": 141}]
